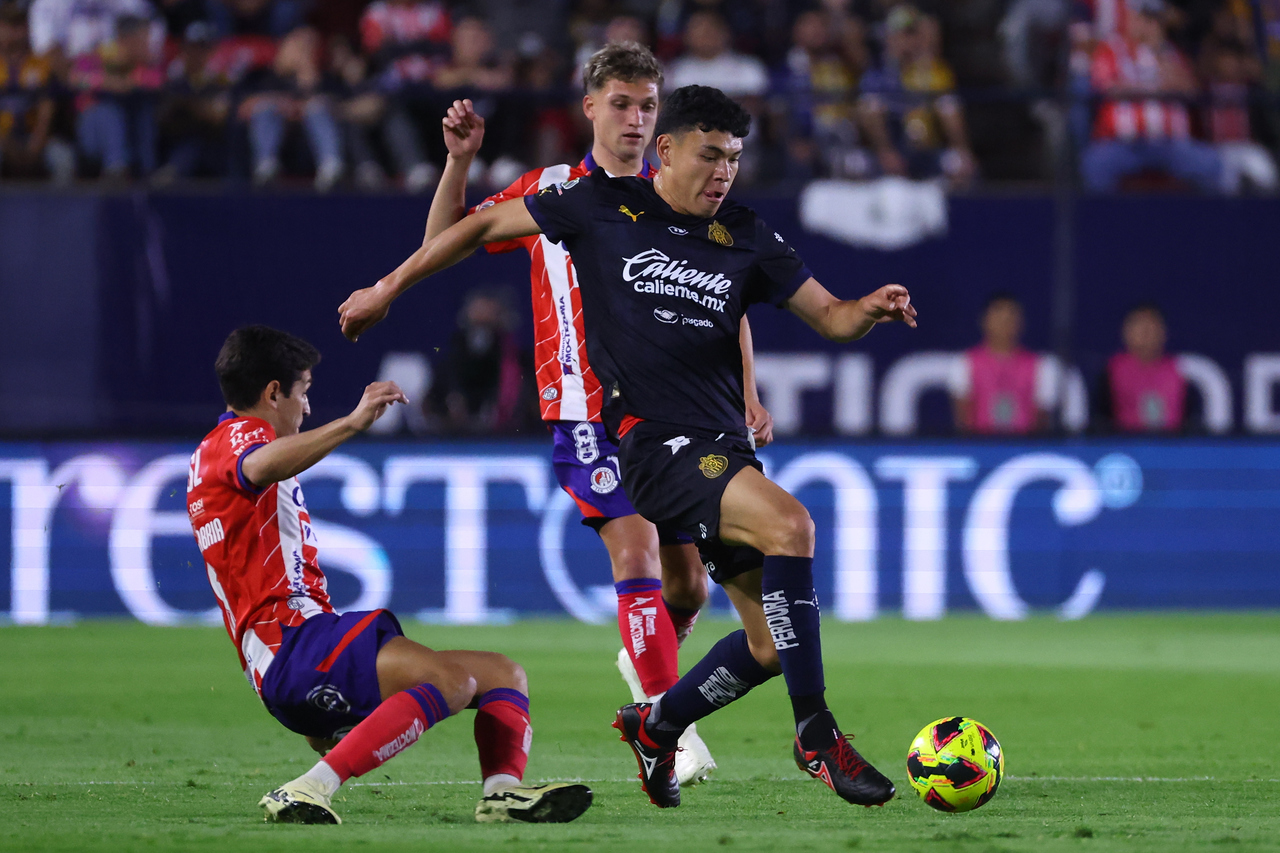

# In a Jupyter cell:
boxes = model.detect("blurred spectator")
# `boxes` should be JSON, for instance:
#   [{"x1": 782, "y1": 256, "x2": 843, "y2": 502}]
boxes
[
  {"x1": 154, "y1": 20, "x2": 229, "y2": 181},
  {"x1": 206, "y1": 0, "x2": 304, "y2": 39},
  {"x1": 1095, "y1": 303, "x2": 1186, "y2": 432},
  {"x1": 432, "y1": 15, "x2": 512, "y2": 90},
  {"x1": 653, "y1": 0, "x2": 781, "y2": 65},
  {"x1": 572, "y1": 13, "x2": 647, "y2": 74},
  {"x1": 359, "y1": 0, "x2": 452, "y2": 191},
  {"x1": 238, "y1": 27, "x2": 344, "y2": 190},
  {"x1": 857, "y1": 4, "x2": 976, "y2": 187},
  {"x1": 71, "y1": 13, "x2": 163, "y2": 180},
  {"x1": 1000, "y1": 0, "x2": 1068, "y2": 89},
  {"x1": 666, "y1": 11, "x2": 768, "y2": 98},
  {"x1": 427, "y1": 288, "x2": 534, "y2": 435},
  {"x1": 1079, "y1": 0, "x2": 1221, "y2": 193},
  {"x1": 0, "y1": 3, "x2": 74, "y2": 181},
  {"x1": 1201, "y1": 37, "x2": 1276, "y2": 194},
  {"x1": 775, "y1": 8, "x2": 866, "y2": 178},
  {"x1": 950, "y1": 293, "x2": 1055, "y2": 435},
  {"x1": 327, "y1": 34, "x2": 389, "y2": 190},
  {"x1": 28, "y1": 0, "x2": 162, "y2": 73},
  {"x1": 152, "y1": 0, "x2": 208, "y2": 40}
]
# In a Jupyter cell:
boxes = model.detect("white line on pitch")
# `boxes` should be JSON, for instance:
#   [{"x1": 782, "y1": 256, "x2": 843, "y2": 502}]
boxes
[{"x1": 14, "y1": 776, "x2": 1280, "y2": 788}]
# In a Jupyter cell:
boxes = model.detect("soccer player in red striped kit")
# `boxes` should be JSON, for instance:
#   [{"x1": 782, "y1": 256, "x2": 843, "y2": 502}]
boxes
[{"x1": 188, "y1": 325, "x2": 592, "y2": 824}]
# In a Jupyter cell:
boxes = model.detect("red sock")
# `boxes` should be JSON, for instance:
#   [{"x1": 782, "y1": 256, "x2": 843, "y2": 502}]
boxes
[
  {"x1": 474, "y1": 688, "x2": 532, "y2": 781},
  {"x1": 616, "y1": 579, "x2": 679, "y2": 697},
  {"x1": 322, "y1": 684, "x2": 450, "y2": 782}
]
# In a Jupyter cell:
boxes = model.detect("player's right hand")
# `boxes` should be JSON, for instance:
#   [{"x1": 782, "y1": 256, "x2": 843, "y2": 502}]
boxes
[
  {"x1": 443, "y1": 98, "x2": 485, "y2": 159},
  {"x1": 339, "y1": 285, "x2": 391, "y2": 341},
  {"x1": 348, "y1": 380, "x2": 408, "y2": 431}
]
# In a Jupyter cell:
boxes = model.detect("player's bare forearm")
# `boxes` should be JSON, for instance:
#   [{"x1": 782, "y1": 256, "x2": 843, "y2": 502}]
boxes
[
  {"x1": 817, "y1": 299, "x2": 881, "y2": 342},
  {"x1": 739, "y1": 315, "x2": 774, "y2": 446},
  {"x1": 240, "y1": 417, "x2": 361, "y2": 486},
  {"x1": 241, "y1": 381, "x2": 406, "y2": 485},
  {"x1": 339, "y1": 200, "x2": 540, "y2": 341},
  {"x1": 787, "y1": 279, "x2": 917, "y2": 343},
  {"x1": 740, "y1": 316, "x2": 759, "y2": 402},
  {"x1": 425, "y1": 98, "x2": 486, "y2": 245},
  {"x1": 423, "y1": 154, "x2": 471, "y2": 245},
  {"x1": 388, "y1": 200, "x2": 537, "y2": 293}
]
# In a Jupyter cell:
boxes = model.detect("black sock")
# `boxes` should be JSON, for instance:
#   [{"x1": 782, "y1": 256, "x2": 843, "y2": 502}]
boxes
[
  {"x1": 796, "y1": 706, "x2": 839, "y2": 750},
  {"x1": 649, "y1": 629, "x2": 777, "y2": 737}
]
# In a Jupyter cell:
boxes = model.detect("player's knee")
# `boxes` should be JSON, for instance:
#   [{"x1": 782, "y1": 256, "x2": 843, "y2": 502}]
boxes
[
  {"x1": 767, "y1": 509, "x2": 815, "y2": 557},
  {"x1": 610, "y1": 544, "x2": 660, "y2": 582},
  {"x1": 665, "y1": 570, "x2": 708, "y2": 611},
  {"x1": 434, "y1": 663, "x2": 478, "y2": 715},
  {"x1": 493, "y1": 653, "x2": 528, "y2": 694}
]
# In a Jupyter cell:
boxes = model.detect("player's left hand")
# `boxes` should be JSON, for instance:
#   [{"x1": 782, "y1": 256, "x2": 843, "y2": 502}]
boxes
[
  {"x1": 745, "y1": 397, "x2": 774, "y2": 447},
  {"x1": 339, "y1": 284, "x2": 392, "y2": 341},
  {"x1": 443, "y1": 98, "x2": 484, "y2": 160},
  {"x1": 862, "y1": 284, "x2": 917, "y2": 328}
]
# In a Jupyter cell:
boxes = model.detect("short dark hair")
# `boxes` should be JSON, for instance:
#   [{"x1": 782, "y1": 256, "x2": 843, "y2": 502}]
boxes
[
  {"x1": 654, "y1": 85, "x2": 751, "y2": 140},
  {"x1": 582, "y1": 41, "x2": 663, "y2": 93},
  {"x1": 983, "y1": 291, "x2": 1022, "y2": 312},
  {"x1": 215, "y1": 325, "x2": 321, "y2": 411},
  {"x1": 1124, "y1": 301, "x2": 1164, "y2": 321}
]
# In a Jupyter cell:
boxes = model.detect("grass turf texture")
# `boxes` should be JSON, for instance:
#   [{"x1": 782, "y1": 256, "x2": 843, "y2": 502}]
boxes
[{"x1": 2, "y1": 614, "x2": 1279, "y2": 852}]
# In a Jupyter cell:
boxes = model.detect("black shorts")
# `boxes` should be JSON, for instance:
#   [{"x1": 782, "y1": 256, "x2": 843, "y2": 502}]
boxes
[{"x1": 618, "y1": 420, "x2": 765, "y2": 584}]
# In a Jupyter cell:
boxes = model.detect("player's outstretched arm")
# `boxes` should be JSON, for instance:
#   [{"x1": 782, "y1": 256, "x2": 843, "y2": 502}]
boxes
[
  {"x1": 339, "y1": 199, "x2": 542, "y2": 341},
  {"x1": 240, "y1": 381, "x2": 407, "y2": 487},
  {"x1": 423, "y1": 98, "x2": 484, "y2": 246},
  {"x1": 785, "y1": 279, "x2": 917, "y2": 343}
]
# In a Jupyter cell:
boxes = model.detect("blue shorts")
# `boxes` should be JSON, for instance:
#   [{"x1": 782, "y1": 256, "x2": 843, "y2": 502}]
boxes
[
  {"x1": 550, "y1": 420, "x2": 690, "y2": 545},
  {"x1": 259, "y1": 609, "x2": 404, "y2": 739}
]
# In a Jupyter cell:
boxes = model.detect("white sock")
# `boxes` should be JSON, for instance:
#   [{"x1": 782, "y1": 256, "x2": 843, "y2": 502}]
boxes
[
  {"x1": 301, "y1": 760, "x2": 342, "y2": 798},
  {"x1": 483, "y1": 773, "x2": 522, "y2": 796}
]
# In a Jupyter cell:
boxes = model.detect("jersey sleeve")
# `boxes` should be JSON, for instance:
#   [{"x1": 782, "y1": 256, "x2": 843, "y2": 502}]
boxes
[
  {"x1": 471, "y1": 171, "x2": 541, "y2": 254},
  {"x1": 522, "y1": 173, "x2": 596, "y2": 245},
  {"x1": 210, "y1": 419, "x2": 274, "y2": 495},
  {"x1": 746, "y1": 218, "x2": 813, "y2": 307}
]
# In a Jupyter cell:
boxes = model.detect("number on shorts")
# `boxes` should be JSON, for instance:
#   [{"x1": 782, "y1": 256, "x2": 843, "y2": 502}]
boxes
[{"x1": 573, "y1": 422, "x2": 599, "y2": 464}]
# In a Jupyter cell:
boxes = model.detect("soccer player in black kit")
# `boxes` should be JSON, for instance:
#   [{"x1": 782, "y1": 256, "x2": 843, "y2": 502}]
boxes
[{"x1": 339, "y1": 86, "x2": 917, "y2": 811}]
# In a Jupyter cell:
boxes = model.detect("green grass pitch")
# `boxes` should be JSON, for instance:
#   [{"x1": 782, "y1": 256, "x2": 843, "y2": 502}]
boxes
[{"x1": 3, "y1": 614, "x2": 1280, "y2": 852}]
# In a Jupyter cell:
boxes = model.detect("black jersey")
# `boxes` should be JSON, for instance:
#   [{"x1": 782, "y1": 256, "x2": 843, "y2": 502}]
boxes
[{"x1": 523, "y1": 169, "x2": 812, "y2": 435}]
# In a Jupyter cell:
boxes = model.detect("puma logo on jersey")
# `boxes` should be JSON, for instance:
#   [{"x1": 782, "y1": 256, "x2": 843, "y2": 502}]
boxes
[
  {"x1": 619, "y1": 205, "x2": 644, "y2": 222},
  {"x1": 664, "y1": 436, "x2": 691, "y2": 455}
]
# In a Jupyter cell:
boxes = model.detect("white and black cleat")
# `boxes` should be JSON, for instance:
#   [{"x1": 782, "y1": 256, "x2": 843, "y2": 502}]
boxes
[
  {"x1": 474, "y1": 782, "x2": 593, "y2": 823},
  {"x1": 259, "y1": 779, "x2": 342, "y2": 824}
]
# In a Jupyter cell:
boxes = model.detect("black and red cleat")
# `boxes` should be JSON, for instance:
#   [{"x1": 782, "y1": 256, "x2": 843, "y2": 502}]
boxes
[
  {"x1": 794, "y1": 733, "x2": 896, "y2": 807},
  {"x1": 612, "y1": 703, "x2": 680, "y2": 808}
]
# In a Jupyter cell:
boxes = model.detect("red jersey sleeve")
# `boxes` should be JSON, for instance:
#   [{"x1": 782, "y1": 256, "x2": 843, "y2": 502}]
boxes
[
  {"x1": 210, "y1": 417, "x2": 275, "y2": 495},
  {"x1": 470, "y1": 170, "x2": 543, "y2": 254}
]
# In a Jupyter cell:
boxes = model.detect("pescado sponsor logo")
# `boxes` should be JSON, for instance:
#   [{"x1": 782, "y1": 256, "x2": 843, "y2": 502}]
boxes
[{"x1": 622, "y1": 249, "x2": 730, "y2": 313}]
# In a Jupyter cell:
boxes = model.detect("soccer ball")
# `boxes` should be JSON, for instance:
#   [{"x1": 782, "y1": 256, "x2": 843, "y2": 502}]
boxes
[{"x1": 906, "y1": 717, "x2": 1004, "y2": 813}]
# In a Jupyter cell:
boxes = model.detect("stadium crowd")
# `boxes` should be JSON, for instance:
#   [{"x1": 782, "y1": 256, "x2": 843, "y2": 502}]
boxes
[{"x1": 0, "y1": 0, "x2": 1276, "y2": 190}]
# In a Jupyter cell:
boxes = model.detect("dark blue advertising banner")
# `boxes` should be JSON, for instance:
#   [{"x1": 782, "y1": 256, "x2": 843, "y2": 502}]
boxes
[{"x1": 1, "y1": 439, "x2": 1276, "y2": 625}]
